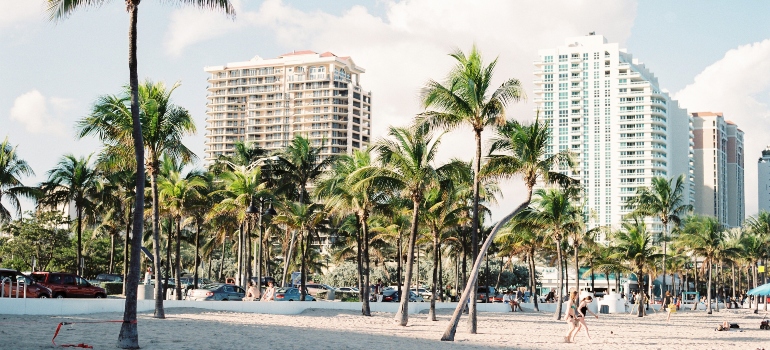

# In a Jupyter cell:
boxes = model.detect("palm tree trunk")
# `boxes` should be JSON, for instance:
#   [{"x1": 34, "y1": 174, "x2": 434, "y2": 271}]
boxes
[
  {"x1": 118, "y1": 3, "x2": 145, "y2": 347},
  {"x1": 361, "y1": 213, "x2": 371, "y2": 316},
  {"x1": 218, "y1": 239, "x2": 226, "y2": 281},
  {"x1": 554, "y1": 240, "x2": 565, "y2": 320},
  {"x1": 563, "y1": 254, "x2": 569, "y2": 296},
  {"x1": 661, "y1": 219, "x2": 668, "y2": 295},
  {"x1": 429, "y1": 231, "x2": 439, "y2": 321},
  {"x1": 753, "y1": 263, "x2": 759, "y2": 313},
  {"x1": 174, "y1": 217, "x2": 182, "y2": 300},
  {"x1": 530, "y1": 252, "x2": 539, "y2": 312},
  {"x1": 590, "y1": 259, "x2": 595, "y2": 293},
  {"x1": 397, "y1": 228, "x2": 402, "y2": 300},
  {"x1": 236, "y1": 222, "x2": 242, "y2": 287},
  {"x1": 150, "y1": 171, "x2": 164, "y2": 317},
  {"x1": 574, "y1": 243, "x2": 579, "y2": 294},
  {"x1": 441, "y1": 200, "x2": 530, "y2": 341},
  {"x1": 637, "y1": 269, "x2": 645, "y2": 317},
  {"x1": 110, "y1": 233, "x2": 116, "y2": 274},
  {"x1": 281, "y1": 185, "x2": 306, "y2": 287},
  {"x1": 692, "y1": 261, "x2": 699, "y2": 311},
  {"x1": 300, "y1": 230, "x2": 309, "y2": 301},
  {"x1": 356, "y1": 227, "x2": 362, "y2": 301},
  {"x1": 77, "y1": 206, "x2": 83, "y2": 276},
  {"x1": 164, "y1": 220, "x2": 172, "y2": 300},
  {"x1": 193, "y1": 219, "x2": 200, "y2": 290},
  {"x1": 395, "y1": 198, "x2": 421, "y2": 326},
  {"x1": 122, "y1": 216, "x2": 131, "y2": 295},
  {"x1": 467, "y1": 131, "x2": 482, "y2": 335},
  {"x1": 707, "y1": 261, "x2": 713, "y2": 314}
]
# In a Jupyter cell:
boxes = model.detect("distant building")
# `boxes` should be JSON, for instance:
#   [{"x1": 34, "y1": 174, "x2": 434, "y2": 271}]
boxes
[
  {"x1": 691, "y1": 112, "x2": 744, "y2": 227},
  {"x1": 203, "y1": 51, "x2": 372, "y2": 164},
  {"x1": 532, "y1": 34, "x2": 694, "y2": 242},
  {"x1": 759, "y1": 146, "x2": 770, "y2": 214}
]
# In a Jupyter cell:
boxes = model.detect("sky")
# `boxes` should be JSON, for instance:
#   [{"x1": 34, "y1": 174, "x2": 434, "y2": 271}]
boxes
[{"x1": 1, "y1": 0, "x2": 769, "y2": 221}]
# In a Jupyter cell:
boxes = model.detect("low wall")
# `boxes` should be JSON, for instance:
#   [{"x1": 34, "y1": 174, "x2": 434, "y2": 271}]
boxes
[{"x1": 0, "y1": 298, "x2": 510, "y2": 316}]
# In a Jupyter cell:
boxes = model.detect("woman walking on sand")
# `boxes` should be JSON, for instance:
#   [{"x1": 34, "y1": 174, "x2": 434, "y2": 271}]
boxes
[
  {"x1": 571, "y1": 295, "x2": 599, "y2": 342},
  {"x1": 662, "y1": 291, "x2": 674, "y2": 322},
  {"x1": 564, "y1": 291, "x2": 580, "y2": 343}
]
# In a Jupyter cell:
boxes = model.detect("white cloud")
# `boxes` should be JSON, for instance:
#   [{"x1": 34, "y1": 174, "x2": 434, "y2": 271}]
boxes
[
  {"x1": 9, "y1": 90, "x2": 70, "y2": 137},
  {"x1": 0, "y1": 0, "x2": 44, "y2": 29},
  {"x1": 164, "y1": 0, "x2": 638, "y2": 219},
  {"x1": 674, "y1": 39, "x2": 770, "y2": 217}
]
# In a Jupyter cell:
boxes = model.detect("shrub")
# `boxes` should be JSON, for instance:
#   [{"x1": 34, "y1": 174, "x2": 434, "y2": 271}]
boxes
[{"x1": 100, "y1": 282, "x2": 123, "y2": 295}]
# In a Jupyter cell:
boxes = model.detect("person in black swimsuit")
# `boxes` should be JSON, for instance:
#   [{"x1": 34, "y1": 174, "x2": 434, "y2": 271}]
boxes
[{"x1": 571, "y1": 295, "x2": 599, "y2": 342}]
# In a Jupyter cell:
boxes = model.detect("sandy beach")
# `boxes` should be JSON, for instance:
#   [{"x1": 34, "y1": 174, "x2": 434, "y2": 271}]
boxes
[{"x1": 2, "y1": 306, "x2": 769, "y2": 349}]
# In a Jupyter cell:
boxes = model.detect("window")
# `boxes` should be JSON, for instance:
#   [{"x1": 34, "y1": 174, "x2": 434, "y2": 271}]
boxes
[
  {"x1": 544, "y1": 83, "x2": 553, "y2": 92},
  {"x1": 559, "y1": 73, "x2": 568, "y2": 80},
  {"x1": 559, "y1": 54, "x2": 568, "y2": 62},
  {"x1": 559, "y1": 64, "x2": 568, "y2": 72},
  {"x1": 544, "y1": 74, "x2": 553, "y2": 82},
  {"x1": 559, "y1": 83, "x2": 568, "y2": 90},
  {"x1": 544, "y1": 55, "x2": 553, "y2": 63},
  {"x1": 545, "y1": 65, "x2": 553, "y2": 72}
]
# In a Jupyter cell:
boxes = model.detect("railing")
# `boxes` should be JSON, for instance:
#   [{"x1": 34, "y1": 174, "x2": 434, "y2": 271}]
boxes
[{"x1": 1, "y1": 277, "x2": 25, "y2": 298}]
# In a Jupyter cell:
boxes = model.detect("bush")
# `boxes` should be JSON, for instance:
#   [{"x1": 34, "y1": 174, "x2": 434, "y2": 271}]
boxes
[{"x1": 100, "y1": 282, "x2": 123, "y2": 295}]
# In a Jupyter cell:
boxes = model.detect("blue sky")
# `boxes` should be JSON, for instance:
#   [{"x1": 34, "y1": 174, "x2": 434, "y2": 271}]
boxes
[{"x1": 1, "y1": 0, "x2": 769, "y2": 219}]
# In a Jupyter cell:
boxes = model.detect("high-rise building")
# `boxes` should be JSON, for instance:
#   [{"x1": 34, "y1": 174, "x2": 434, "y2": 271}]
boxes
[
  {"x1": 204, "y1": 51, "x2": 372, "y2": 163},
  {"x1": 759, "y1": 146, "x2": 770, "y2": 214},
  {"x1": 691, "y1": 112, "x2": 744, "y2": 227},
  {"x1": 533, "y1": 34, "x2": 694, "y2": 241}
]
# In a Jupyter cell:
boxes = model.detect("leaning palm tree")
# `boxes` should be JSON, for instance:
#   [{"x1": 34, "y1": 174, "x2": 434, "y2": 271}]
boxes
[
  {"x1": 47, "y1": 1, "x2": 234, "y2": 346},
  {"x1": 440, "y1": 118, "x2": 573, "y2": 340},
  {"x1": 626, "y1": 174, "x2": 692, "y2": 295},
  {"x1": 78, "y1": 80, "x2": 197, "y2": 319},
  {"x1": 612, "y1": 218, "x2": 660, "y2": 317},
  {"x1": 420, "y1": 46, "x2": 525, "y2": 333},
  {"x1": 0, "y1": 137, "x2": 36, "y2": 223},
  {"x1": 369, "y1": 124, "x2": 453, "y2": 327},
  {"x1": 39, "y1": 154, "x2": 101, "y2": 276},
  {"x1": 272, "y1": 201, "x2": 326, "y2": 301}
]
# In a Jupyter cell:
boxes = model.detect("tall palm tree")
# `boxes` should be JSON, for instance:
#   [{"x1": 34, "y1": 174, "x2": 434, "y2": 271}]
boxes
[
  {"x1": 0, "y1": 137, "x2": 36, "y2": 223},
  {"x1": 612, "y1": 218, "x2": 660, "y2": 317},
  {"x1": 441, "y1": 117, "x2": 572, "y2": 341},
  {"x1": 273, "y1": 201, "x2": 326, "y2": 301},
  {"x1": 496, "y1": 216, "x2": 544, "y2": 311},
  {"x1": 627, "y1": 174, "x2": 692, "y2": 295},
  {"x1": 370, "y1": 124, "x2": 451, "y2": 326},
  {"x1": 39, "y1": 154, "x2": 100, "y2": 276},
  {"x1": 273, "y1": 136, "x2": 335, "y2": 286},
  {"x1": 420, "y1": 46, "x2": 524, "y2": 334},
  {"x1": 316, "y1": 148, "x2": 385, "y2": 316},
  {"x1": 78, "y1": 80, "x2": 197, "y2": 318},
  {"x1": 680, "y1": 215, "x2": 738, "y2": 314},
  {"x1": 47, "y1": 1, "x2": 233, "y2": 346},
  {"x1": 158, "y1": 167, "x2": 206, "y2": 299}
]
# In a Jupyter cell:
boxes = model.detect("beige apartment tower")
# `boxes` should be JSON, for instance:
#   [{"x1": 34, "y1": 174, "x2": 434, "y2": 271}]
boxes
[
  {"x1": 204, "y1": 51, "x2": 372, "y2": 163},
  {"x1": 691, "y1": 112, "x2": 744, "y2": 227}
]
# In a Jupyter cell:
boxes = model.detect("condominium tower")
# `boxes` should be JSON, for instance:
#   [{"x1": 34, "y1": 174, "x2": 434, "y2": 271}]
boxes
[
  {"x1": 533, "y1": 34, "x2": 694, "y2": 241},
  {"x1": 759, "y1": 146, "x2": 770, "y2": 214},
  {"x1": 691, "y1": 112, "x2": 744, "y2": 227},
  {"x1": 204, "y1": 51, "x2": 372, "y2": 163}
]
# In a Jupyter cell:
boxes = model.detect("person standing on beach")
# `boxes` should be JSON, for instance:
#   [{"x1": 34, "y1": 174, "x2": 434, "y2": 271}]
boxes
[
  {"x1": 662, "y1": 291, "x2": 674, "y2": 322},
  {"x1": 261, "y1": 281, "x2": 276, "y2": 302},
  {"x1": 571, "y1": 295, "x2": 598, "y2": 342},
  {"x1": 564, "y1": 291, "x2": 580, "y2": 343}
]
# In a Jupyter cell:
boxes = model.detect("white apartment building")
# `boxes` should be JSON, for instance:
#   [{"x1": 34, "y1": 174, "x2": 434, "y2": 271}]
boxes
[
  {"x1": 691, "y1": 112, "x2": 744, "y2": 227},
  {"x1": 204, "y1": 51, "x2": 372, "y2": 163},
  {"x1": 759, "y1": 146, "x2": 770, "y2": 214},
  {"x1": 533, "y1": 34, "x2": 694, "y2": 241}
]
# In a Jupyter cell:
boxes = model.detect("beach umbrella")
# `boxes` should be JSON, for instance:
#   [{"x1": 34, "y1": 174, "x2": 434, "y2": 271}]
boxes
[{"x1": 747, "y1": 283, "x2": 770, "y2": 296}]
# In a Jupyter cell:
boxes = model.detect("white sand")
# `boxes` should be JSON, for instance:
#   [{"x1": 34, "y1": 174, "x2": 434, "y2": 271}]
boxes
[{"x1": 2, "y1": 306, "x2": 769, "y2": 349}]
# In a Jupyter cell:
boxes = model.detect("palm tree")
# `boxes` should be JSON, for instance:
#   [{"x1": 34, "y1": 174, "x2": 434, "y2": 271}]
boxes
[
  {"x1": 78, "y1": 80, "x2": 197, "y2": 318},
  {"x1": 496, "y1": 216, "x2": 544, "y2": 311},
  {"x1": 47, "y1": 1, "x2": 234, "y2": 346},
  {"x1": 39, "y1": 154, "x2": 100, "y2": 276},
  {"x1": 0, "y1": 137, "x2": 36, "y2": 223},
  {"x1": 680, "y1": 215, "x2": 733, "y2": 314},
  {"x1": 441, "y1": 117, "x2": 573, "y2": 341},
  {"x1": 612, "y1": 218, "x2": 660, "y2": 317},
  {"x1": 273, "y1": 201, "x2": 326, "y2": 301},
  {"x1": 420, "y1": 46, "x2": 524, "y2": 334},
  {"x1": 627, "y1": 175, "x2": 692, "y2": 295},
  {"x1": 272, "y1": 136, "x2": 335, "y2": 286},
  {"x1": 158, "y1": 167, "x2": 206, "y2": 299},
  {"x1": 370, "y1": 124, "x2": 451, "y2": 326},
  {"x1": 316, "y1": 148, "x2": 385, "y2": 316}
]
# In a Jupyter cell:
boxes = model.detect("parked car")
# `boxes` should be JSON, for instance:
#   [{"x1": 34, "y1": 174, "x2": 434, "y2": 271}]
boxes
[
  {"x1": 274, "y1": 287, "x2": 315, "y2": 301},
  {"x1": 93, "y1": 273, "x2": 123, "y2": 283},
  {"x1": 336, "y1": 287, "x2": 359, "y2": 293},
  {"x1": 0, "y1": 268, "x2": 52, "y2": 298},
  {"x1": 30, "y1": 272, "x2": 106, "y2": 298},
  {"x1": 187, "y1": 283, "x2": 245, "y2": 301},
  {"x1": 476, "y1": 286, "x2": 496, "y2": 303},
  {"x1": 410, "y1": 287, "x2": 432, "y2": 300},
  {"x1": 488, "y1": 293, "x2": 504, "y2": 303},
  {"x1": 305, "y1": 283, "x2": 334, "y2": 297},
  {"x1": 381, "y1": 289, "x2": 424, "y2": 302}
]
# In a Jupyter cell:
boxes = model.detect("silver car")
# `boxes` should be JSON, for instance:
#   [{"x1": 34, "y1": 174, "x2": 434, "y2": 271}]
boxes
[{"x1": 187, "y1": 283, "x2": 245, "y2": 301}]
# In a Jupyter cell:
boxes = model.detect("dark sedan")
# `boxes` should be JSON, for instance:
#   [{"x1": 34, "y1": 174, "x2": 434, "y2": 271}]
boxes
[
  {"x1": 187, "y1": 283, "x2": 245, "y2": 301},
  {"x1": 274, "y1": 287, "x2": 315, "y2": 301}
]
